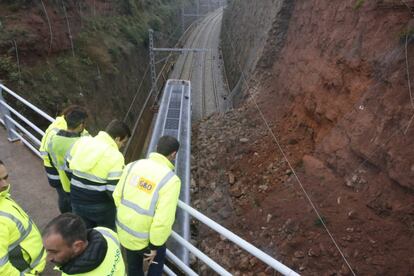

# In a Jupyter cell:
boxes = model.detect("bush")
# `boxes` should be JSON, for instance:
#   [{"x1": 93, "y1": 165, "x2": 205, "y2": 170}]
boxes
[
  {"x1": 354, "y1": 0, "x2": 365, "y2": 10},
  {"x1": 0, "y1": 55, "x2": 19, "y2": 82}
]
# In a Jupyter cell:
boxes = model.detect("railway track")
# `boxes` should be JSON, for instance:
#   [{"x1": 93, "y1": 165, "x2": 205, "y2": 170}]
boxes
[
  {"x1": 169, "y1": 8, "x2": 224, "y2": 121},
  {"x1": 203, "y1": 12, "x2": 223, "y2": 116}
]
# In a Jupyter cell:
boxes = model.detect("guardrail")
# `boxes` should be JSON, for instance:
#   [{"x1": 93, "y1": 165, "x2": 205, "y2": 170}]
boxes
[
  {"x1": 174, "y1": 201, "x2": 300, "y2": 276},
  {"x1": 0, "y1": 83, "x2": 53, "y2": 157},
  {"x1": 0, "y1": 83, "x2": 300, "y2": 275}
]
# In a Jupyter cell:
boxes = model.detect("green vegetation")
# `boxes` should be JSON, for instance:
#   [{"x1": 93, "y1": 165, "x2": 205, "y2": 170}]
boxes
[
  {"x1": 0, "y1": 55, "x2": 19, "y2": 82},
  {"x1": 399, "y1": 27, "x2": 414, "y2": 41},
  {"x1": 353, "y1": 0, "x2": 366, "y2": 10},
  {"x1": 0, "y1": 0, "x2": 194, "y2": 129},
  {"x1": 314, "y1": 216, "x2": 328, "y2": 227}
]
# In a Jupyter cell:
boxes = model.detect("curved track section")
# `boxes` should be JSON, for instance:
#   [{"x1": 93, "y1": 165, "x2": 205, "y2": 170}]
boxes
[{"x1": 170, "y1": 9, "x2": 228, "y2": 121}]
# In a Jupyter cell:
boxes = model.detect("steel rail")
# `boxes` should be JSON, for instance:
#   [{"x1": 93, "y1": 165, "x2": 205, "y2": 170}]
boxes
[
  {"x1": 200, "y1": 11, "x2": 222, "y2": 117},
  {"x1": 203, "y1": 12, "x2": 222, "y2": 115},
  {"x1": 180, "y1": 10, "x2": 221, "y2": 80},
  {"x1": 210, "y1": 13, "x2": 222, "y2": 111}
]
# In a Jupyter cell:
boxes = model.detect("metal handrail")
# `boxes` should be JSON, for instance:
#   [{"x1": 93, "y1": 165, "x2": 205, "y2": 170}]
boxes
[
  {"x1": 0, "y1": 84, "x2": 54, "y2": 122},
  {"x1": 166, "y1": 249, "x2": 198, "y2": 276},
  {"x1": 177, "y1": 201, "x2": 300, "y2": 276},
  {"x1": 0, "y1": 83, "x2": 51, "y2": 156},
  {"x1": 0, "y1": 101, "x2": 45, "y2": 136},
  {"x1": 171, "y1": 231, "x2": 232, "y2": 276},
  {"x1": 0, "y1": 69, "x2": 300, "y2": 276}
]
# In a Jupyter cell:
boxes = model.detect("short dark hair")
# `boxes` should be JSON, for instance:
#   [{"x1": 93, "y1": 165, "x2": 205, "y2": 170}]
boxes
[
  {"x1": 0, "y1": 160, "x2": 3, "y2": 165},
  {"x1": 43, "y1": 213, "x2": 87, "y2": 245},
  {"x1": 64, "y1": 106, "x2": 88, "y2": 129},
  {"x1": 105, "y1": 120, "x2": 131, "y2": 140},
  {"x1": 61, "y1": 105, "x2": 82, "y2": 116},
  {"x1": 156, "y1": 136, "x2": 179, "y2": 156}
]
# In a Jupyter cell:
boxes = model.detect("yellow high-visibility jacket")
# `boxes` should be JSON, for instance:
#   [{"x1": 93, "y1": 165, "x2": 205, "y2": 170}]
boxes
[
  {"x1": 59, "y1": 227, "x2": 125, "y2": 276},
  {"x1": 67, "y1": 131, "x2": 124, "y2": 204},
  {"x1": 39, "y1": 116, "x2": 67, "y2": 168},
  {"x1": 113, "y1": 153, "x2": 181, "y2": 250},
  {"x1": 39, "y1": 116, "x2": 88, "y2": 168},
  {"x1": 0, "y1": 186, "x2": 46, "y2": 275},
  {"x1": 47, "y1": 131, "x2": 82, "y2": 192}
]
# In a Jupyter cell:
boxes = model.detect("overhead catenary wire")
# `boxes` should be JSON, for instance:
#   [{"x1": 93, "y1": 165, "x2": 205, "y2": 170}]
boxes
[{"x1": 223, "y1": 31, "x2": 357, "y2": 276}]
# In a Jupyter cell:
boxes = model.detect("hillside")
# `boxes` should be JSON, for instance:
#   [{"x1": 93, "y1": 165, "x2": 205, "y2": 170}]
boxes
[
  {"x1": 0, "y1": 0, "x2": 193, "y2": 132},
  {"x1": 193, "y1": 0, "x2": 414, "y2": 274}
]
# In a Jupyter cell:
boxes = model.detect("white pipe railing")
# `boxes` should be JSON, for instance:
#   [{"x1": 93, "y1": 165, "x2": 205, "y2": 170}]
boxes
[
  {"x1": 171, "y1": 231, "x2": 232, "y2": 276},
  {"x1": 0, "y1": 83, "x2": 50, "y2": 156},
  {"x1": 1, "y1": 101, "x2": 45, "y2": 136},
  {"x1": 9, "y1": 128, "x2": 41, "y2": 158},
  {"x1": 0, "y1": 84, "x2": 54, "y2": 122},
  {"x1": 163, "y1": 265, "x2": 178, "y2": 276},
  {"x1": 177, "y1": 201, "x2": 301, "y2": 276},
  {"x1": 166, "y1": 249, "x2": 198, "y2": 276},
  {"x1": 5, "y1": 115, "x2": 41, "y2": 146},
  {"x1": 0, "y1": 84, "x2": 300, "y2": 276}
]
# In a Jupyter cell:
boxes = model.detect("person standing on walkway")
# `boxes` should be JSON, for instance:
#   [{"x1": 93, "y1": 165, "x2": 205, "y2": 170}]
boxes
[
  {"x1": 42, "y1": 213, "x2": 125, "y2": 276},
  {"x1": 0, "y1": 160, "x2": 46, "y2": 275},
  {"x1": 46, "y1": 107, "x2": 88, "y2": 213},
  {"x1": 67, "y1": 119, "x2": 130, "y2": 230},
  {"x1": 39, "y1": 105, "x2": 89, "y2": 213},
  {"x1": 113, "y1": 136, "x2": 181, "y2": 276}
]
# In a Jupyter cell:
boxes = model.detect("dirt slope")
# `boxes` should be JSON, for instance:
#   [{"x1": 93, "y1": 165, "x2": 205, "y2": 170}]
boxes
[
  {"x1": 0, "y1": 0, "x2": 191, "y2": 131},
  {"x1": 193, "y1": 0, "x2": 414, "y2": 275}
]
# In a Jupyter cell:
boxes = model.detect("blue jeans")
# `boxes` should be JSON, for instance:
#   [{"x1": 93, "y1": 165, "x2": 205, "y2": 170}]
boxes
[
  {"x1": 71, "y1": 202, "x2": 116, "y2": 230},
  {"x1": 125, "y1": 247, "x2": 166, "y2": 276}
]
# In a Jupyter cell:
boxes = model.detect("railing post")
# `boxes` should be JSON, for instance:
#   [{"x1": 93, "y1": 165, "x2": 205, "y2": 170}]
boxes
[{"x1": 0, "y1": 84, "x2": 19, "y2": 142}]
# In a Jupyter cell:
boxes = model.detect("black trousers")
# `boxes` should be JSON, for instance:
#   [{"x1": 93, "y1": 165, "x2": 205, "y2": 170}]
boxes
[
  {"x1": 125, "y1": 246, "x2": 166, "y2": 276},
  {"x1": 55, "y1": 186, "x2": 72, "y2": 213},
  {"x1": 71, "y1": 202, "x2": 116, "y2": 230}
]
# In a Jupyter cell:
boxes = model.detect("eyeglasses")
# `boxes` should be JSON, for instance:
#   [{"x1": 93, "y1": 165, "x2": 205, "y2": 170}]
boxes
[{"x1": 0, "y1": 174, "x2": 8, "y2": 181}]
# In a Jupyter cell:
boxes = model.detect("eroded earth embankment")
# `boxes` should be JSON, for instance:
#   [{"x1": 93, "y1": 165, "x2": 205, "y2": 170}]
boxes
[{"x1": 193, "y1": 0, "x2": 414, "y2": 274}]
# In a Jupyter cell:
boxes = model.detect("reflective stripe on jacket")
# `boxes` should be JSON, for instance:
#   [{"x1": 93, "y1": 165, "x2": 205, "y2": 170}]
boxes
[
  {"x1": 47, "y1": 130, "x2": 81, "y2": 192},
  {"x1": 0, "y1": 187, "x2": 46, "y2": 275},
  {"x1": 60, "y1": 227, "x2": 125, "y2": 276},
  {"x1": 68, "y1": 131, "x2": 124, "y2": 204},
  {"x1": 39, "y1": 116, "x2": 66, "y2": 168},
  {"x1": 39, "y1": 116, "x2": 89, "y2": 168},
  {"x1": 113, "y1": 153, "x2": 181, "y2": 251}
]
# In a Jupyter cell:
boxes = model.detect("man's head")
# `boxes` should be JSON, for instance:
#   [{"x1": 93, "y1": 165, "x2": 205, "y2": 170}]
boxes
[
  {"x1": 156, "y1": 136, "x2": 180, "y2": 161},
  {"x1": 42, "y1": 213, "x2": 88, "y2": 267},
  {"x1": 64, "y1": 106, "x2": 88, "y2": 133},
  {"x1": 0, "y1": 160, "x2": 9, "y2": 192},
  {"x1": 105, "y1": 120, "x2": 131, "y2": 149}
]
